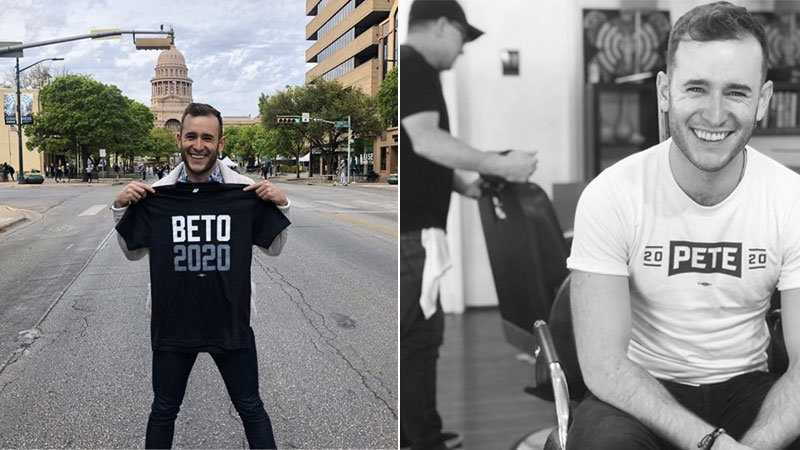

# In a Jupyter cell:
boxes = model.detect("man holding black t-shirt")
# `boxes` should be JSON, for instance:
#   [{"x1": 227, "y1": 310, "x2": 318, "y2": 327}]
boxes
[
  {"x1": 112, "y1": 103, "x2": 290, "y2": 449},
  {"x1": 401, "y1": 1, "x2": 538, "y2": 449}
]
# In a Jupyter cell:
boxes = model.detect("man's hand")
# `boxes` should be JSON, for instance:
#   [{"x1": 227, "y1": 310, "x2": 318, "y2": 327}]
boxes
[
  {"x1": 243, "y1": 180, "x2": 288, "y2": 206},
  {"x1": 114, "y1": 181, "x2": 155, "y2": 208},
  {"x1": 484, "y1": 150, "x2": 538, "y2": 183}
]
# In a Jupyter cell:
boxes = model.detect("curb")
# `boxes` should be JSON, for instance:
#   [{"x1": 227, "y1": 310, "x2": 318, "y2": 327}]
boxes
[{"x1": 0, "y1": 216, "x2": 26, "y2": 230}]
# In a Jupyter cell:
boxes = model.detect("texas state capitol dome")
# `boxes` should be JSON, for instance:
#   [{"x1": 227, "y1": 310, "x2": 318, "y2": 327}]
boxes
[{"x1": 150, "y1": 44, "x2": 193, "y2": 134}]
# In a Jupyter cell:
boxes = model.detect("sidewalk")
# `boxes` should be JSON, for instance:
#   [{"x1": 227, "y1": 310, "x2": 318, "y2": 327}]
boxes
[
  {"x1": 0, "y1": 176, "x2": 123, "y2": 189},
  {"x1": 269, "y1": 172, "x2": 396, "y2": 188},
  {"x1": 0, "y1": 205, "x2": 34, "y2": 230}
]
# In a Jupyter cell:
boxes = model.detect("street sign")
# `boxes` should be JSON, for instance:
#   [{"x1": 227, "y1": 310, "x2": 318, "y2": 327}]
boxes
[
  {"x1": 0, "y1": 41, "x2": 23, "y2": 58},
  {"x1": 302, "y1": 112, "x2": 310, "y2": 123},
  {"x1": 99, "y1": 149, "x2": 107, "y2": 157},
  {"x1": 334, "y1": 120, "x2": 349, "y2": 128}
]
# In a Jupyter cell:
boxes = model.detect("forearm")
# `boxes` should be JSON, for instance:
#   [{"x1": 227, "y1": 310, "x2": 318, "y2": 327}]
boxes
[
  {"x1": 740, "y1": 369, "x2": 800, "y2": 449},
  {"x1": 413, "y1": 128, "x2": 498, "y2": 174},
  {"x1": 452, "y1": 170, "x2": 481, "y2": 198},
  {"x1": 591, "y1": 358, "x2": 715, "y2": 449}
]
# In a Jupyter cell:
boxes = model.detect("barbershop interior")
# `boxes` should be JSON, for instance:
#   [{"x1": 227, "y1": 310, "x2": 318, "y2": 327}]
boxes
[{"x1": 400, "y1": 0, "x2": 800, "y2": 449}]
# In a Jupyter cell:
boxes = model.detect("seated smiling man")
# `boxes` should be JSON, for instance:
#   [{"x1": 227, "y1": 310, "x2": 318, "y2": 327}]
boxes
[{"x1": 567, "y1": 2, "x2": 800, "y2": 450}]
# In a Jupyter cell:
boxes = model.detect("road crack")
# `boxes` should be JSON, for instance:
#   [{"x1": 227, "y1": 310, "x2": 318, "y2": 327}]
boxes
[{"x1": 252, "y1": 254, "x2": 397, "y2": 419}]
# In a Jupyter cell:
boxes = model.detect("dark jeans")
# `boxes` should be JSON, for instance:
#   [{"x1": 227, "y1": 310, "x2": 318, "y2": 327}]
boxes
[
  {"x1": 145, "y1": 335, "x2": 276, "y2": 449},
  {"x1": 567, "y1": 371, "x2": 800, "y2": 449},
  {"x1": 400, "y1": 230, "x2": 447, "y2": 450}
]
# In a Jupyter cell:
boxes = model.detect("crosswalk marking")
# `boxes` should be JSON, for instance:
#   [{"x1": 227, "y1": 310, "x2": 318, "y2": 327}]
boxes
[{"x1": 78, "y1": 205, "x2": 106, "y2": 216}]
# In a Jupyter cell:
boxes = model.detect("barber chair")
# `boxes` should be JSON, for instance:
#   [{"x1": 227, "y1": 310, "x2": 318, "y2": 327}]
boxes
[
  {"x1": 478, "y1": 178, "x2": 579, "y2": 450},
  {"x1": 478, "y1": 178, "x2": 788, "y2": 450}
]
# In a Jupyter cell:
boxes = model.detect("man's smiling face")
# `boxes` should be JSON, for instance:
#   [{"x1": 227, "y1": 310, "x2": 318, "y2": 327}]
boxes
[
  {"x1": 178, "y1": 114, "x2": 225, "y2": 181},
  {"x1": 662, "y1": 36, "x2": 771, "y2": 173}
]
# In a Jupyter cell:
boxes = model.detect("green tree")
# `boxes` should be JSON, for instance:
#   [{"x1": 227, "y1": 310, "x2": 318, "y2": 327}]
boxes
[
  {"x1": 25, "y1": 74, "x2": 153, "y2": 168},
  {"x1": 223, "y1": 124, "x2": 271, "y2": 166},
  {"x1": 259, "y1": 78, "x2": 382, "y2": 178},
  {"x1": 377, "y1": 66, "x2": 398, "y2": 128},
  {"x1": 142, "y1": 127, "x2": 177, "y2": 164},
  {"x1": 117, "y1": 98, "x2": 157, "y2": 164}
]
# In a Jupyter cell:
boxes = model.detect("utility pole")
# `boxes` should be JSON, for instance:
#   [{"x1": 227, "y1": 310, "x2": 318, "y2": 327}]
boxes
[
  {"x1": 15, "y1": 57, "x2": 63, "y2": 183},
  {"x1": 347, "y1": 115, "x2": 352, "y2": 185}
]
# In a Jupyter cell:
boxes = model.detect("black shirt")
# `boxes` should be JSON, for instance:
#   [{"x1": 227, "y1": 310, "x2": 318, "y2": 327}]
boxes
[
  {"x1": 115, "y1": 183, "x2": 291, "y2": 352},
  {"x1": 400, "y1": 45, "x2": 454, "y2": 233}
]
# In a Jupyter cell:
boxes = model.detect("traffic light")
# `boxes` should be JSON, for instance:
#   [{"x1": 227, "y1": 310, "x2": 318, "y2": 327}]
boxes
[
  {"x1": 134, "y1": 37, "x2": 173, "y2": 50},
  {"x1": 276, "y1": 117, "x2": 301, "y2": 124}
]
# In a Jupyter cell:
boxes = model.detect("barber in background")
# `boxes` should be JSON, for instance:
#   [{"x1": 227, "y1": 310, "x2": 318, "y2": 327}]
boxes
[{"x1": 400, "y1": 1, "x2": 538, "y2": 449}]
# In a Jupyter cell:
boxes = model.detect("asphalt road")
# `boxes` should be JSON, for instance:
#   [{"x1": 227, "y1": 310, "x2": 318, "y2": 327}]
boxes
[{"x1": 0, "y1": 177, "x2": 398, "y2": 449}]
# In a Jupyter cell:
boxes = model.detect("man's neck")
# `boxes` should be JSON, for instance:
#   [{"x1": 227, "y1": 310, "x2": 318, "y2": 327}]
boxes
[
  {"x1": 403, "y1": 38, "x2": 441, "y2": 72},
  {"x1": 668, "y1": 142, "x2": 746, "y2": 207},
  {"x1": 185, "y1": 162, "x2": 218, "y2": 183}
]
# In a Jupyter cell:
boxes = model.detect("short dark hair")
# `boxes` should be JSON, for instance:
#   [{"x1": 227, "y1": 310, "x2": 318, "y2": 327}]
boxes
[
  {"x1": 180, "y1": 102, "x2": 223, "y2": 138},
  {"x1": 667, "y1": 1, "x2": 768, "y2": 80}
]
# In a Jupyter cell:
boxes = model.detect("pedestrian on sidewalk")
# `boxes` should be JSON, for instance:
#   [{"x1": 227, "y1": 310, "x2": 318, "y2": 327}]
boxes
[
  {"x1": 55, "y1": 164, "x2": 63, "y2": 183},
  {"x1": 2, "y1": 163, "x2": 8, "y2": 182},
  {"x1": 7, "y1": 164, "x2": 15, "y2": 182},
  {"x1": 113, "y1": 163, "x2": 120, "y2": 182},
  {"x1": 141, "y1": 164, "x2": 147, "y2": 181},
  {"x1": 85, "y1": 160, "x2": 94, "y2": 183},
  {"x1": 112, "y1": 103, "x2": 291, "y2": 449},
  {"x1": 338, "y1": 159, "x2": 347, "y2": 185}
]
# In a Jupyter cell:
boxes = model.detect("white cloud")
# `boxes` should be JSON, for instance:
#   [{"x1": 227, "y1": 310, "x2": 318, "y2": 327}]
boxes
[{"x1": 0, "y1": 0, "x2": 309, "y2": 116}]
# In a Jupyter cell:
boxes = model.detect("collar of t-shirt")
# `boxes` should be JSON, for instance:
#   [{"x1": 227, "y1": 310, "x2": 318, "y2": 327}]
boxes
[{"x1": 177, "y1": 163, "x2": 224, "y2": 183}]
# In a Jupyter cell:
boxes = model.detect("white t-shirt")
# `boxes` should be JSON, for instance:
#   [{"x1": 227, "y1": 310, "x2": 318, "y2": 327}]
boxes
[{"x1": 567, "y1": 138, "x2": 800, "y2": 385}]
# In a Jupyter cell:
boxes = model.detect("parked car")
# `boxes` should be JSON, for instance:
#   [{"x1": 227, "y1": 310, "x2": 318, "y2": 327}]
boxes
[{"x1": 387, "y1": 173, "x2": 398, "y2": 185}]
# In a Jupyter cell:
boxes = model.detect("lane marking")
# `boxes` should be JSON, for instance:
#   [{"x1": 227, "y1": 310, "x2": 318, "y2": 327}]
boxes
[
  {"x1": 322, "y1": 211, "x2": 397, "y2": 236},
  {"x1": 65, "y1": 243, "x2": 74, "y2": 250},
  {"x1": 78, "y1": 205, "x2": 106, "y2": 216}
]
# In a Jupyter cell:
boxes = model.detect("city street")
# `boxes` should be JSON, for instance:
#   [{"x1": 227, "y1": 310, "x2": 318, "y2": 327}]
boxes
[{"x1": 0, "y1": 177, "x2": 398, "y2": 449}]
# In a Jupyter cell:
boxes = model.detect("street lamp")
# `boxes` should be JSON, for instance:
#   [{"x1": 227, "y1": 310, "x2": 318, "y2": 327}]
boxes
[{"x1": 15, "y1": 57, "x2": 63, "y2": 184}]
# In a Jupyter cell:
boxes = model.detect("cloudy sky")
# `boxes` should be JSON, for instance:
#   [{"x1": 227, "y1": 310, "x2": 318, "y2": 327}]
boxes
[{"x1": 0, "y1": 0, "x2": 311, "y2": 117}]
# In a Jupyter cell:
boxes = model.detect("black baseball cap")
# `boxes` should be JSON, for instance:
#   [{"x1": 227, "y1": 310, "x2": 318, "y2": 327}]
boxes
[{"x1": 409, "y1": 0, "x2": 484, "y2": 42}]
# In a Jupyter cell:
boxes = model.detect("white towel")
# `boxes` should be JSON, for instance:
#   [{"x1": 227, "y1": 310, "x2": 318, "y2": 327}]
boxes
[{"x1": 419, "y1": 228, "x2": 451, "y2": 319}]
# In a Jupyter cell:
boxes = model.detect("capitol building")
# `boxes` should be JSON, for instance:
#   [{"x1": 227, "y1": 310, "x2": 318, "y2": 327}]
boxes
[{"x1": 149, "y1": 45, "x2": 257, "y2": 133}]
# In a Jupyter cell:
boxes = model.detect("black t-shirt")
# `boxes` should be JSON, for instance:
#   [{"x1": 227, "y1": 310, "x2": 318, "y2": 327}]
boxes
[
  {"x1": 400, "y1": 45, "x2": 454, "y2": 233},
  {"x1": 115, "y1": 183, "x2": 291, "y2": 352}
]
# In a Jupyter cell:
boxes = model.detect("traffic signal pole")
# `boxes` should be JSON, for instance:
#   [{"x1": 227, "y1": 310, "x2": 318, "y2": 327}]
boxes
[
  {"x1": 276, "y1": 113, "x2": 353, "y2": 184},
  {"x1": 347, "y1": 115, "x2": 351, "y2": 185}
]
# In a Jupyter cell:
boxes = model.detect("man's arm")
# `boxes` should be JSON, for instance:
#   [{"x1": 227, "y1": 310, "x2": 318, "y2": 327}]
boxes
[
  {"x1": 739, "y1": 288, "x2": 800, "y2": 449},
  {"x1": 571, "y1": 270, "x2": 751, "y2": 450},
  {"x1": 402, "y1": 111, "x2": 536, "y2": 183},
  {"x1": 452, "y1": 170, "x2": 482, "y2": 199}
]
